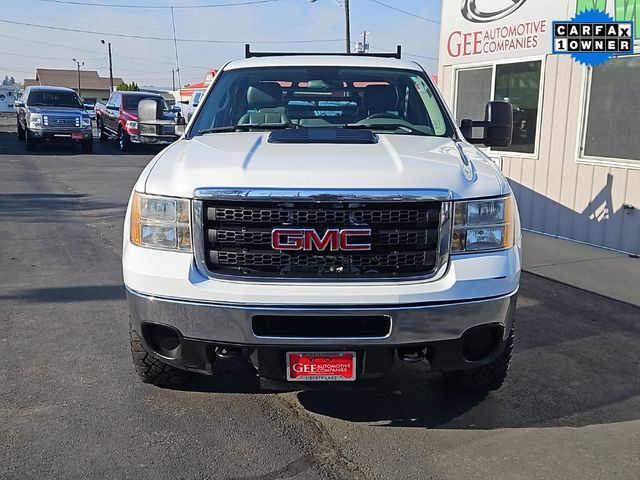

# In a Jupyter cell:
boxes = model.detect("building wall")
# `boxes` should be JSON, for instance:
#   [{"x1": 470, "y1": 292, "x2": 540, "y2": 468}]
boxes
[
  {"x1": 441, "y1": 55, "x2": 640, "y2": 254},
  {"x1": 74, "y1": 89, "x2": 110, "y2": 102}
]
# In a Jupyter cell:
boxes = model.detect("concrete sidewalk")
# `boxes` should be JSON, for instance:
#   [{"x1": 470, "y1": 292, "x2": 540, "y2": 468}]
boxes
[{"x1": 522, "y1": 231, "x2": 640, "y2": 307}]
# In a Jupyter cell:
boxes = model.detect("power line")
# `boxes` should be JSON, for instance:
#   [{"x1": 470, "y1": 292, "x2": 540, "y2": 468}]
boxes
[
  {"x1": 0, "y1": 33, "x2": 211, "y2": 70},
  {"x1": 369, "y1": 44, "x2": 437, "y2": 61},
  {"x1": 366, "y1": 0, "x2": 439, "y2": 24},
  {"x1": 0, "y1": 51, "x2": 72, "y2": 61},
  {"x1": 38, "y1": 0, "x2": 282, "y2": 8},
  {"x1": 0, "y1": 18, "x2": 343, "y2": 44},
  {"x1": 4, "y1": 68, "x2": 38, "y2": 75}
]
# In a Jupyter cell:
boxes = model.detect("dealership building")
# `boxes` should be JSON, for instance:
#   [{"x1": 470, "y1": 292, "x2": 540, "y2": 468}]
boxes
[{"x1": 438, "y1": 0, "x2": 640, "y2": 255}]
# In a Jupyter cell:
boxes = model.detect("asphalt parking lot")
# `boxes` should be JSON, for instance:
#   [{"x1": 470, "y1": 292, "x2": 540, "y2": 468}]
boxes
[{"x1": 1, "y1": 131, "x2": 639, "y2": 480}]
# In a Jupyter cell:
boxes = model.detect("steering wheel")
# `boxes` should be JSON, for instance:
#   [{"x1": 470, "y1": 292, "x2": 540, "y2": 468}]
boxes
[{"x1": 360, "y1": 112, "x2": 403, "y2": 121}]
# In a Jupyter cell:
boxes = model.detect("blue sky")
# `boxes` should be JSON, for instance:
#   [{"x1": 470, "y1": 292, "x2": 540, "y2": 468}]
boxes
[{"x1": 0, "y1": 0, "x2": 442, "y2": 88}]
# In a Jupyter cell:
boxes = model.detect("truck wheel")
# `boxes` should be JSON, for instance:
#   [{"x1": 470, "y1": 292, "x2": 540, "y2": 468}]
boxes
[
  {"x1": 17, "y1": 120, "x2": 25, "y2": 141},
  {"x1": 118, "y1": 127, "x2": 131, "y2": 152},
  {"x1": 129, "y1": 323, "x2": 190, "y2": 386},
  {"x1": 25, "y1": 128, "x2": 36, "y2": 151},
  {"x1": 443, "y1": 328, "x2": 514, "y2": 393},
  {"x1": 81, "y1": 139, "x2": 93, "y2": 153},
  {"x1": 98, "y1": 118, "x2": 108, "y2": 142}
]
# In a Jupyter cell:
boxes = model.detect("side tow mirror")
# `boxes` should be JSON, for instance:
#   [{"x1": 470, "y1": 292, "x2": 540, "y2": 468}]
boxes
[
  {"x1": 175, "y1": 114, "x2": 186, "y2": 136},
  {"x1": 460, "y1": 100, "x2": 513, "y2": 148},
  {"x1": 14, "y1": 100, "x2": 25, "y2": 108}
]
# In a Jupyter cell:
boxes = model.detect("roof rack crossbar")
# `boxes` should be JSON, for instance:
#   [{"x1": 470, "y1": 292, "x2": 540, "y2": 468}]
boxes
[{"x1": 245, "y1": 44, "x2": 402, "y2": 60}]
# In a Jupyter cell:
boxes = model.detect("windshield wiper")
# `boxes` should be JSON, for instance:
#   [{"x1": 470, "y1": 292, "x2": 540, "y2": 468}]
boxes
[
  {"x1": 344, "y1": 123, "x2": 430, "y2": 136},
  {"x1": 198, "y1": 123, "x2": 299, "y2": 135}
]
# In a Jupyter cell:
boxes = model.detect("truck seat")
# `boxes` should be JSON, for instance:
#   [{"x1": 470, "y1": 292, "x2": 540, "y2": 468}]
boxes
[{"x1": 238, "y1": 84, "x2": 290, "y2": 125}]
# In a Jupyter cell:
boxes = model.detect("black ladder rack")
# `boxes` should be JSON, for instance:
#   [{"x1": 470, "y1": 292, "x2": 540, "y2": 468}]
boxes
[{"x1": 245, "y1": 44, "x2": 402, "y2": 59}]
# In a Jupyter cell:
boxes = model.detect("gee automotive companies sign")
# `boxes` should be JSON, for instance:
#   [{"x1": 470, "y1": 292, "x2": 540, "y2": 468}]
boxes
[
  {"x1": 440, "y1": 0, "x2": 638, "y2": 65},
  {"x1": 441, "y1": 0, "x2": 571, "y2": 64}
]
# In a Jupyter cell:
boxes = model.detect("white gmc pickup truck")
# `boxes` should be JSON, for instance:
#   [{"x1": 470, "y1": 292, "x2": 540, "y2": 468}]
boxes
[{"x1": 123, "y1": 47, "x2": 521, "y2": 392}]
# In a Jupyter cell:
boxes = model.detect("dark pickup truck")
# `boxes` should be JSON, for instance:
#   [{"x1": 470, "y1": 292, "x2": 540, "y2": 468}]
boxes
[
  {"x1": 15, "y1": 86, "x2": 93, "y2": 152},
  {"x1": 95, "y1": 91, "x2": 179, "y2": 152}
]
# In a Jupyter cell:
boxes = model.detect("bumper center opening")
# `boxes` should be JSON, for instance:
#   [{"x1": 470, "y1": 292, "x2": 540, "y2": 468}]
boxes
[{"x1": 252, "y1": 315, "x2": 391, "y2": 338}]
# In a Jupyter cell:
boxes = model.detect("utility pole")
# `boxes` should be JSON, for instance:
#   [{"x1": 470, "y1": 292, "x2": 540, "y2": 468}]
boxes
[
  {"x1": 172, "y1": 69, "x2": 176, "y2": 91},
  {"x1": 101, "y1": 39, "x2": 114, "y2": 92},
  {"x1": 362, "y1": 30, "x2": 370, "y2": 53},
  {"x1": 72, "y1": 58, "x2": 84, "y2": 98},
  {"x1": 344, "y1": 0, "x2": 351, "y2": 53},
  {"x1": 310, "y1": 0, "x2": 351, "y2": 53},
  {"x1": 170, "y1": 7, "x2": 182, "y2": 97}
]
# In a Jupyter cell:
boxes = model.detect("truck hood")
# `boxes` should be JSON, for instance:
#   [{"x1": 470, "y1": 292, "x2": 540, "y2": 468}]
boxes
[
  {"x1": 28, "y1": 106, "x2": 87, "y2": 116},
  {"x1": 142, "y1": 133, "x2": 509, "y2": 200}
]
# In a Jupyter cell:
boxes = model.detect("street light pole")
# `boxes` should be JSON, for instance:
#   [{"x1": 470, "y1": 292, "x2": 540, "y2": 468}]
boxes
[
  {"x1": 101, "y1": 39, "x2": 114, "y2": 92},
  {"x1": 72, "y1": 58, "x2": 84, "y2": 98}
]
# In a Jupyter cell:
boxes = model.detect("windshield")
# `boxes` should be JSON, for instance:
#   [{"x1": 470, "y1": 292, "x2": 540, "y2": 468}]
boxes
[
  {"x1": 123, "y1": 95, "x2": 169, "y2": 111},
  {"x1": 190, "y1": 66, "x2": 451, "y2": 137},
  {"x1": 28, "y1": 90, "x2": 83, "y2": 108}
]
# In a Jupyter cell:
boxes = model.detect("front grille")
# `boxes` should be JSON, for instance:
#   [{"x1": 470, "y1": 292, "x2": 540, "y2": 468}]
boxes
[
  {"x1": 200, "y1": 198, "x2": 444, "y2": 279},
  {"x1": 43, "y1": 115, "x2": 79, "y2": 128}
]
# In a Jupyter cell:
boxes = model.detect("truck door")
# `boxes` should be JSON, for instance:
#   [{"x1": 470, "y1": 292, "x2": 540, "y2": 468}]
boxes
[{"x1": 105, "y1": 93, "x2": 121, "y2": 132}]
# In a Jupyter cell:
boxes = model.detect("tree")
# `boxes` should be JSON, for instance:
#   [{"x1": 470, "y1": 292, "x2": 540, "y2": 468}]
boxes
[{"x1": 116, "y1": 81, "x2": 139, "y2": 91}]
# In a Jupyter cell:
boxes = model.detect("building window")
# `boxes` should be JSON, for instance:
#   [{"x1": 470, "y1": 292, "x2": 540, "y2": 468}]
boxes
[
  {"x1": 455, "y1": 67, "x2": 492, "y2": 139},
  {"x1": 454, "y1": 60, "x2": 543, "y2": 155},
  {"x1": 493, "y1": 61, "x2": 541, "y2": 154},
  {"x1": 582, "y1": 55, "x2": 640, "y2": 162}
]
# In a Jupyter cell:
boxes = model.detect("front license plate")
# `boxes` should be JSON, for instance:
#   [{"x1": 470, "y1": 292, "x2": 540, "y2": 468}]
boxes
[
  {"x1": 71, "y1": 132, "x2": 83, "y2": 140},
  {"x1": 286, "y1": 351, "x2": 356, "y2": 382}
]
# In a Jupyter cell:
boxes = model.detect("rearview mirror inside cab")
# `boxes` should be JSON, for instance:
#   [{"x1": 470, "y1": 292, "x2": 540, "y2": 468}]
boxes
[{"x1": 460, "y1": 100, "x2": 513, "y2": 148}]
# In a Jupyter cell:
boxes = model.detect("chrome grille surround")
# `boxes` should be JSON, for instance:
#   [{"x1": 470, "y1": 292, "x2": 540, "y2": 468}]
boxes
[{"x1": 192, "y1": 188, "x2": 453, "y2": 282}]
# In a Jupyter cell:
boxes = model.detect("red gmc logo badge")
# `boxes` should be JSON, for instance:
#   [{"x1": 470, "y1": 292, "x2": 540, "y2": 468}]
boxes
[{"x1": 271, "y1": 228, "x2": 372, "y2": 252}]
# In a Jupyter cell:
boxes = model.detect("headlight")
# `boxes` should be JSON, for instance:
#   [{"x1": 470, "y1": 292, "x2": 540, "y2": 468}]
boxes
[
  {"x1": 130, "y1": 192, "x2": 191, "y2": 252},
  {"x1": 125, "y1": 120, "x2": 139, "y2": 131},
  {"x1": 452, "y1": 195, "x2": 515, "y2": 253},
  {"x1": 29, "y1": 113, "x2": 42, "y2": 129},
  {"x1": 82, "y1": 117, "x2": 91, "y2": 128}
]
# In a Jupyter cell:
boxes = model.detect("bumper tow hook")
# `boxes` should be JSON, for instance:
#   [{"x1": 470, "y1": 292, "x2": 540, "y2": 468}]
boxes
[
  {"x1": 214, "y1": 346, "x2": 243, "y2": 360},
  {"x1": 398, "y1": 347, "x2": 428, "y2": 364}
]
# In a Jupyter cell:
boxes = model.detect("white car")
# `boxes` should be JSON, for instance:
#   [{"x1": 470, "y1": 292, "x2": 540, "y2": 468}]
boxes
[
  {"x1": 123, "y1": 48, "x2": 521, "y2": 392},
  {"x1": 181, "y1": 89, "x2": 205, "y2": 122}
]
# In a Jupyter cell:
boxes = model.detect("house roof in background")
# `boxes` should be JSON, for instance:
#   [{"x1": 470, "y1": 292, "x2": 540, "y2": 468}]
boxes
[{"x1": 24, "y1": 69, "x2": 123, "y2": 90}]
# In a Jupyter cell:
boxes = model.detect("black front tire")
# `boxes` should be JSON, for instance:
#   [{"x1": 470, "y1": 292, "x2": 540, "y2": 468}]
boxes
[
  {"x1": 81, "y1": 139, "x2": 93, "y2": 153},
  {"x1": 130, "y1": 324, "x2": 190, "y2": 386},
  {"x1": 17, "y1": 119, "x2": 25, "y2": 140},
  {"x1": 25, "y1": 128, "x2": 36, "y2": 151},
  {"x1": 443, "y1": 328, "x2": 514, "y2": 393},
  {"x1": 118, "y1": 127, "x2": 131, "y2": 152}
]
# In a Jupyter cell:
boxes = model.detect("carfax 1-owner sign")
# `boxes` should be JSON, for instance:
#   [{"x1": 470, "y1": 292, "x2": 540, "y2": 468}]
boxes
[{"x1": 440, "y1": 0, "x2": 639, "y2": 65}]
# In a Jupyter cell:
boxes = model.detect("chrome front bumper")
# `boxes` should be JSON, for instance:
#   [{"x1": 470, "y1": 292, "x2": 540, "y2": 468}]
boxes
[{"x1": 127, "y1": 288, "x2": 518, "y2": 347}]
